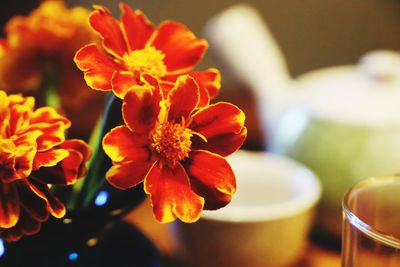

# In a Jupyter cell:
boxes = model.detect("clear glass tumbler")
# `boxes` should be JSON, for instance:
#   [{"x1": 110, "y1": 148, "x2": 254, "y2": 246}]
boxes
[{"x1": 342, "y1": 174, "x2": 400, "y2": 267}]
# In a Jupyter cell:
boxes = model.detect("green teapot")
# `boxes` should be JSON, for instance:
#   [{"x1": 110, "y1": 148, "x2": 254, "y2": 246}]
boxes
[{"x1": 205, "y1": 4, "x2": 400, "y2": 236}]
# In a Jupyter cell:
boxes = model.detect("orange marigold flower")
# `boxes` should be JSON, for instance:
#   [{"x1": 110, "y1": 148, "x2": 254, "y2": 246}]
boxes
[
  {"x1": 0, "y1": 91, "x2": 90, "y2": 241},
  {"x1": 0, "y1": 0, "x2": 104, "y2": 139},
  {"x1": 102, "y1": 74, "x2": 246, "y2": 223},
  {"x1": 74, "y1": 3, "x2": 220, "y2": 107}
]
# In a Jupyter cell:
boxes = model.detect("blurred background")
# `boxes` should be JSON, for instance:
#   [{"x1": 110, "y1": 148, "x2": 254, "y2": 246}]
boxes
[
  {"x1": 2, "y1": 0, "x2": 400, "y2": 149},
  {"x1": 65, "y1": 0, "x2": 400, "y2": 78},
  {"x1": 2, "y1": 1, "x2": 400, "y2": 265}
]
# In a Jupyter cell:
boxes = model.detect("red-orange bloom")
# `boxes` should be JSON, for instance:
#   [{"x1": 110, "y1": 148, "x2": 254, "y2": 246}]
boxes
[
  {"x1": 103, "y1": 74, "x2": 246, "y2": 223},
  {"x1": 0, "y1": 0, "x2": 104, "y2": 139},
  {"x1": 0, "y1": 91, "x2": 90, "y2": 241},
  {"x1": 74, "y1": 3, "x2": 220, "y2": 107}
]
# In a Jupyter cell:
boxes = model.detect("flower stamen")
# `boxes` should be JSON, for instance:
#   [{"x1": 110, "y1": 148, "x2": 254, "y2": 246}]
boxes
[
  {"x1": 151, "y1": 121, "x2": 192, "y2": 166},
  {"x1": 123, "y1": 46, "x2": 167, "y2": 78}
]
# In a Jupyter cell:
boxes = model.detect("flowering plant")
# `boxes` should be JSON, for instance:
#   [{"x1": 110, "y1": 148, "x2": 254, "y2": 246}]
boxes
[{"x1": 0, "y1": 0, "x2": 246, "y2": 245}]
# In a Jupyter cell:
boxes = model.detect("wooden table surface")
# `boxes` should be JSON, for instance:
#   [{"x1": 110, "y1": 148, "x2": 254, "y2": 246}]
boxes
[{"x1": 124, "y1": 199, "x2": 342, "y2": 267}]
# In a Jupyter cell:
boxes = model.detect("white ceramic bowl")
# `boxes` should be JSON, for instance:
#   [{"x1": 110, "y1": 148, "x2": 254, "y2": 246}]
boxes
[{"x1": 172, "y1": 150, "x2": 322, "y2": 267}]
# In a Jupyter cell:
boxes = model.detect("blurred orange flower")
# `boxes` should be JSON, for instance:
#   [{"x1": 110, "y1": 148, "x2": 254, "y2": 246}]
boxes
[
  {"x1": 0, "y1": 91, "x2": 90, "y2": 241},
  {"x1": 0, "y1": 0, "x2": 104, "y2": 139},
  {"x1": 74, "y1": 3, "x2": 220, "y2": 107},
  {"x1": 102, "y1": 74, "x2": 246, "y2": 223}
]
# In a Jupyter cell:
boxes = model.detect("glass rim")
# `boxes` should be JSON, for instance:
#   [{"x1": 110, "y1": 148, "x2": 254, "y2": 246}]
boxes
[{"x1": 342, "y1": 174, "x2": 400, "y2": 249}]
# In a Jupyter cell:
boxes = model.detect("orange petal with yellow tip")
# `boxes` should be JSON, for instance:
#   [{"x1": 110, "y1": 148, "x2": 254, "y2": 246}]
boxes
[
  {"x1": 89, "y1": 5, "x2": 127, "y2": 58},
  {"x1": 30, "y1": 180, "x2": 66, "y2": 219},
  {"x1": 14, "y1": 145, "x2": 37, "y2": 180},
  {"x1": 151, "y1": 21, "x2": 208, "y2": 72},
  {"x1": 0, "y1": 182, "x2": 20, "y2": 228},
  {"x1": 74, "y1": 44, "x2": 123, "y2": 91},
  {"x1": 18, "y1": 180, "x2": 49, "y2": 222},
  {"x1": 144, "y1": 162, "x2": 204, "y2": 223},
  {"x1": 103, "y1": 125, "x2": 150, "y2": 163},
  {"x1": 192, "y1": 127, "x2": 247, "y2": 157},
  {"x1": 0, "y1": 91, "x2": 10, "y2": 135},
  {"x1": 184, "y1": 150, "x2": 236, "y2": 210},
  {"x1": 59, "y1": 139, "x2": 91, "y2": 163},
  {"x1": 111, "y1": 71, "x2": 137, "y2": 99},
  {"x1": 191, "y1": 69, "x2": 221, "y2": 97},
  {"x1": 51, "y1": 149, "x2": 83, "y2": 184},
  {"x1": 190, "y1": 102, "x2": 246, "y2": 141},
  {"x1": 120, "y1": 3, "x2": 154, "y2": 51},
  {"x1": 167, "y1": 75, "x2": 199, "y2": 123},
  {"x1": 1, "y1": 207, "x2": 41, "y2": 242},
  {"x1": 140, "y1": 73, "x2": 161, "y2": 89},
  {"x1": 30, "y1": 122, "x2": 66, "y2": 151},
  {"x1": 122, "y1": 83, "x2": 162, "y2": 134},
  {"x1": 106, "y1": 161, "x2": 152, "y2": 190},
  {"x1": 8, "y1": 94, "x2": 35, "y2": 108},
  {"x1": 0, "y1": 140, "x2": 18, "y2": 182},
  {"x1": 0, "y1": 39, "x2": 10, "y2": 55},
  {"x1": 30, "y1": 107, "x2": 71, "y2": 128},
  {"x1": 165, "y1": 68, "x2": 221, "y2": 107},
  {"x1": 59, "y1": 139, "x2": 91, "y2": 178},
  {"x1": 8, "y1": 101, "x2": 33, "y2": 136},
  {"x1": 13, "y1": 129, "x2": 42, "y2": 147},
  {"x1": 10, "y1": 131, "x2": 41, "y2": 180},
  {"x1": 33, "y1": 148, "x2": 84, "y2": 185},
  {"x1": 33, "y1": 148, "x2": 69, "y2": 170}
]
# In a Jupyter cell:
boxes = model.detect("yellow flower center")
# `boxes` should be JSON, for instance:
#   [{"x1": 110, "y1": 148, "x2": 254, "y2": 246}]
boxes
[
  {"x1": 123, "y1": 46, "x2": 167, "y2": 78},
  {"x1": 151, "y1": 121, "x2": 192, "y2": 166}
]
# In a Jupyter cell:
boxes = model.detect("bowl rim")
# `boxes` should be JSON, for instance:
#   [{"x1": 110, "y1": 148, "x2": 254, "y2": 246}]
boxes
[{"x1": 200, "y1": 150, "x2": 322, "y2": 223}]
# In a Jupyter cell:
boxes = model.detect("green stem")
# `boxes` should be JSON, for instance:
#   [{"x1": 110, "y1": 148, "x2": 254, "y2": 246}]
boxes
[{"x1": 72, "y1": 94, "x2": 123, "y2": 210}]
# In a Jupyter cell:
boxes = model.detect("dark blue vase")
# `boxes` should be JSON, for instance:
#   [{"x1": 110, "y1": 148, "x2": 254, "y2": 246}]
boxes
[{"x1": 0, "y1": 211, "x2": 163, "y2": 267}]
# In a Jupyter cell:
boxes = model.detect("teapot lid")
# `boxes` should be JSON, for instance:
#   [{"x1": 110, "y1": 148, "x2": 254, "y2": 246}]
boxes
[{"x1": 297, "y1": 50, "x2": 400, "y2": 127}]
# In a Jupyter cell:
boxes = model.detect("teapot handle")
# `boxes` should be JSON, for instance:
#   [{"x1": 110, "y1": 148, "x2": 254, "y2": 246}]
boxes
[
  {"x1": 204, "y1": 4, "x2": 293, "y2": 149},
  {"x1": 204, "y1": 4, "x2": 291, "y2": 99}
]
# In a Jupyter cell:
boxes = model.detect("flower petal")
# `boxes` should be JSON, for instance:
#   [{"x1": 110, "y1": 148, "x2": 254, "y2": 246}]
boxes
[
  {"x1": 30, "y1": 107, "x2": 71, "y2": 128},
  {"x1": 167, "y1": 75, "x2": 199, "y2": 123},
  {"x1": 32, "y1": 148, "x2": 84, "y2": 185},
  {"x1": 59, "y1": 139, "x2": 91, "y2": 162},
  {"x1": 103, "y1": 125, "x2": 150, "y2": 163},
  {"x1": 18, "y1": 180, "x2": 49, "y2": 222},
  {"x1": 192, "y1": 126, "x2": 247, "y2": 157},
  {"x1": 106, "y1": 161, "x2": 152, "y2": 190},
  {"x1": 0, "y1": 44, "x2": 43, "y2": 92},
  {"x1": 144, "y1": 162, "x2": 204, "y2": 223},
  {"x1": 58, "y1": 139, "x2": 90, "y2": 178},
  {"x1": 165, "y1": 68, "x2": 221, "y2": 107},
  {"x1": 120, "y1": 3, "x2": 155, "y2": 51},
  {"x1": 184, "y1": 150, "x2": 236, "y2": 210},
  {"x1": 111, "y1": 71, "x2": 137, "y2": 99},
  {"x1": 12, "y1": 130, "x2": 42, "y2": 179},
  {"x1": 0, "y1": 141, "x2": 19, "y2": 183},
  {"x1": 2, "y1": 207, "x2": 41, "y2": 242},
  {"x1": 8, "y1": 98, "x2": 33, "y2": 136},
  {"x1": 27, "y1": 122, "x2": 66, "y2": 151},
  {"x1": 0, "y1": 182, "x2": 19, "y2": 228},
  {"x1": 89, "y1": 5, "x2": 127, "y2": 58},
  {"x1": 30, "y1": 180, "x2": 66, "y2": 218},
  {"x1": 190, "y1": 102, "x2": 246, "y2": 141},
  {"x1": 33, "y1": 148, "x2": 69, "y2": 170},
  {"x1": 0, "y1": 91, "x2": 10, "y2": 136},
  {"x1": 151, "y1": 21, "x2": 207, "y2": 72},
  {"x1": 74, "y1": 44, "x2": 122, "y2": 91},
  {"x1": 0, "y1": 39, "x2": 10, "y2": 55},
  {"x1": 122, "y1": 81, "x2": 162, "y2": 134}
]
